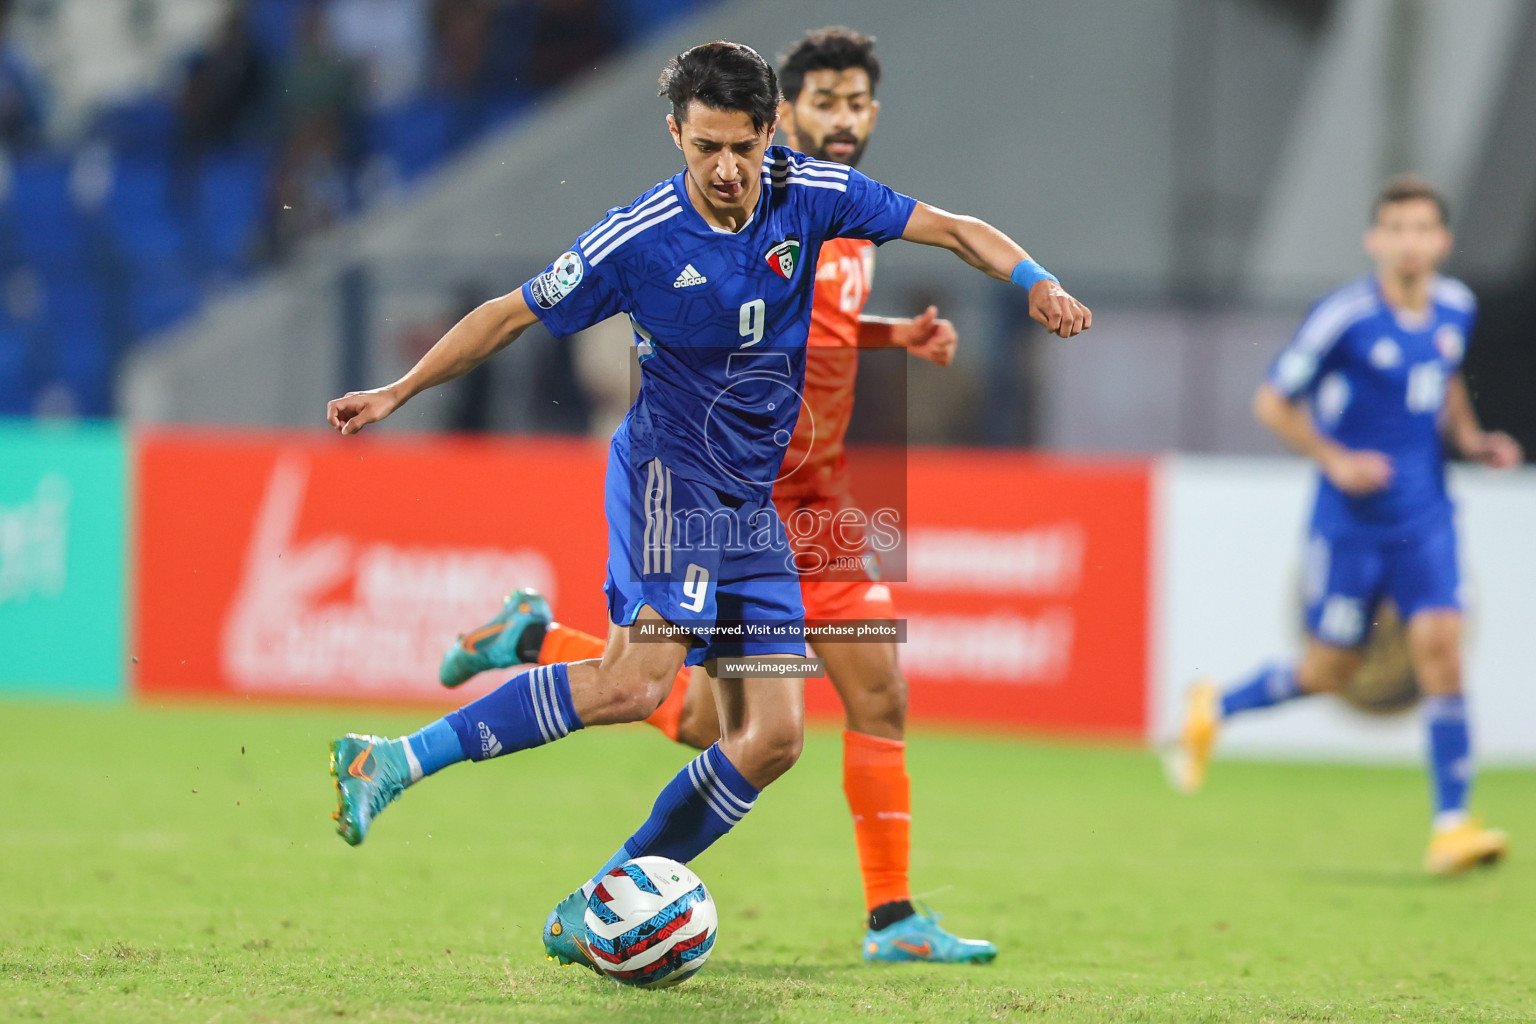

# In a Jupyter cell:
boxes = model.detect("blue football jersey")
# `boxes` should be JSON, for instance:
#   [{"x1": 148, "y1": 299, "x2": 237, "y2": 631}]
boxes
[
  {"x1": 522, "y1": 146, "x2": 916, "y2": 498},
  {"x1": 1268, "y1": 274, "x2": 1477, "y2": 531}
]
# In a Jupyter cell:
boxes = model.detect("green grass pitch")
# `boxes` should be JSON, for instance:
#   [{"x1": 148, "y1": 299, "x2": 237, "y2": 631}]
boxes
[{"x1": 3, "y1": 699, "x2": 1533, "y2": 1023}]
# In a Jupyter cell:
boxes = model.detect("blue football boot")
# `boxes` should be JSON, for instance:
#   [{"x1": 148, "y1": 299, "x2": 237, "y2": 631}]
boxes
[
  {"x1": 329, "y1": 734, "x2": 412, "y2": 847},
  {"x1": 863, "y1": 904, "x2": 998, "y2": 964},
  {"x1": 543, "y1": 889, "x2": 600, "y2": 972},
  {"x1": 439, "y1": 589, "x2": 552, "y2": 688}
]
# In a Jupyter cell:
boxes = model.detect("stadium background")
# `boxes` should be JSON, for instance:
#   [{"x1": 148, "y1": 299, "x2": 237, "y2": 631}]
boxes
[
  {"x1": 4, "y1": 0, "x2": 1535, "y2": 757},
  {"x1": 3, "y1": 2, "x2": 1536, "y2": 1019}
]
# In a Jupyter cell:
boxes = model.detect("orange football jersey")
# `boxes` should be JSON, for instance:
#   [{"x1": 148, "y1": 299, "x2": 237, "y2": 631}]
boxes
[{"x1": 776, "y1": 237, "x2": 875, "y2": 499}]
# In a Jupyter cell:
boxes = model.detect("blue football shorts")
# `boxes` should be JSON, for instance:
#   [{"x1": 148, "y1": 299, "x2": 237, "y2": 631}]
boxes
[
  {"x1": 602, "y1": 432, "x2": 806, "y2": 666},
  {"x1": 1303, "y1": 513, "x2": 1461, "y2": 648}
]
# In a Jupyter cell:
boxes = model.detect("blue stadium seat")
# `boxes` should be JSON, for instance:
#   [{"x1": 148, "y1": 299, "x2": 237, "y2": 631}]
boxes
[
  {"x1": 107, "y1": 159, "x2": 187, "y2": 261},
  {"x1": 247, "y1": 0, "x2": 306, "y2": 61},
  {"x1": 619, "y1": 0, "x2": 710, "y2": 38},
  {"x1": 44, "y1": 277, "x2": 110, "y2": 352},
  {"x1": 53, "y1": 350, "x2": 112, "y2": 416},
  {"x1": 369, "y1": 99, "x2": 459, "y2": 183},
  {"x1": 196, "y1": 151, "x2": 267, "y2": 272},
  {"x1": 0, "y1": 205, "x2": 25, "y2": 272},
  {"x1": 129, "y1": 259, "x2": 202, "y2": 337},
  {"x1": 44, "y1": 279, "x2": 112, "y2": 416},
  {"x1": 93, "y1": 98, "x2": 177, "y2": 157},
  {"x1": 10, "y1": 156, "x2": 89, "y2": 271},
  {"x1": 0, "y1": 320, "x2": 33, "y2": 414},
  {"x1": 474, "y1": 94, "x2": 530, "y2": 137}
]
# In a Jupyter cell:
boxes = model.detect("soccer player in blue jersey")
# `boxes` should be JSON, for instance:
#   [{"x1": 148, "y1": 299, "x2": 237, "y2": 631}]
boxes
[
  {"x1": 439, "y1": 27, "x2": 997, "y2": 966},
  {"x1": 324, "y1": 40, "x2": 1090, "y2": 976},
  {"x1": 1172, "y1": 176, "x2": 1522, "y2": 876}
]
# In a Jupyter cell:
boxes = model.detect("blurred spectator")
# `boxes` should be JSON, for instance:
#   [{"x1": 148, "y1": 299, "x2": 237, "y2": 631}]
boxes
[
  {"x1": 176, "y1": 3, "x2": 269, "y2": 156},
  {"x1": 530, "y1": 324, "x2": 592, "y2": 434},
  {"x1": 0, "y1": 0, "x2": 44, "y2": 151},
  {"x1": 325, "y1": 0, "x2": 429, "y2": 110},
  {"x1": 261, "y1": 3, "x2": 362, "y2": 262},
  {"x1": 277, "y1": 4, "x2": 361, "y2": 145},
  {"x1": 0, "y1": 0, "x2": 691, "y2": 417},
  {"x1": 430, "y1": 0, "x2": 496, "y2": 97},
  {"x1": 525, "y1": 0, "x2": 620, "y2": 90},
  {"x1": 572, "y1": 314, "x2": 636, "y2": 439},
  {"x1": 394, "y1": 281, "x2": 496, "y2": 430},
  {"x1": 0, "y1": 268, "x2": 46, "y2": 414}
]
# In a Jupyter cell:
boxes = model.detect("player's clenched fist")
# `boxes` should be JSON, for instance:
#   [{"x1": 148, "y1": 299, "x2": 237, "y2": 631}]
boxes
[
  {"x1": 327, "y1": 386, "x2": 402, "y2": 435},
  {"x1": 1322, "y1": 448, "x2": 1394, "y2": 495},
  {"x1": 900, "y1": 306, "x2": 958, "y2": 366},
  {"x1": 1466, "y1": 430, "x2": 1523, "y2": 469},
  {"x1": 1029, "y1": 280, "x2": 1092, "y2": 338}
]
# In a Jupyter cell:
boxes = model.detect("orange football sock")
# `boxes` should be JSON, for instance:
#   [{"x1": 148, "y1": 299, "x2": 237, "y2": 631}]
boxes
[
  {"x1": 843, "y1": 730, "x2": 912, "y2": 911},
  {"x1": 536, "y1": 623, "x2": 606, "y2": 664},
  {"x1": 644, "y1": 669, "x2": 690, "y2": 743},
  {"x1": 535, "y1": 623, "x2": 690, "y2": 743}
]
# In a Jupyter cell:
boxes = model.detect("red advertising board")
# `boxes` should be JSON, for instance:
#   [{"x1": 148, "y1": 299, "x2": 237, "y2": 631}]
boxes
[
  {"x1": 134, "y1": 432, "x2": 1150, "y2": 736},
  {"x1": 858, "y1": 449, "x2": 1151, "y2": 738},
  {"x1": 133, "y1": 431, "x2": 612, "y2": 704}
]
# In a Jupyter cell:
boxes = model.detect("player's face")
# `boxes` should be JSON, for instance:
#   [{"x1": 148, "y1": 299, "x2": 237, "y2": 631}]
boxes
[
  {"x1": 668, "y1": 102, "x2": 776, "y2": 214},
  {"x1": 1365, "y1": 198, "x2": 1451, "y2": 279},
  {"x1": 780, "y1": 68, "x2": 879, "y2": 167}
]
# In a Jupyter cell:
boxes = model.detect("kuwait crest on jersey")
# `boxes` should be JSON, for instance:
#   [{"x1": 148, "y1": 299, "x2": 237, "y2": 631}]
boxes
[{"x1": 765, "y1": 238, "x2": 801, "y2": 279}]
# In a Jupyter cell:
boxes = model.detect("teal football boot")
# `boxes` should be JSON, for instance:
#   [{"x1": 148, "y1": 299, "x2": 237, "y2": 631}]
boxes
[
  {"x1": 439, "y1": 589, "x2": 552, "y2": 688},
  {"x1": 543, "y1": 889, "x2": 600, "y2": 972},
  {"x1": 863, "y1": 905, "x2": 998, "y2": 964},
  {"x1": 328, "y1": 734, "x2": 412, "y2": 846}
]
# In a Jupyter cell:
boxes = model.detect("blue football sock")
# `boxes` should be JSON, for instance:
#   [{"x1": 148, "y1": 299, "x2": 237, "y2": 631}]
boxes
[
  {"x1": 1425, "y1": 694, "x2": 1471, "y2": 827},
  {"x1": 1220, "y1": 661, "x2": 1304, "y2": 718},
  {"x1": 588, "y1": 744, "x2": 758, "y2": 889},
  {"x1": 402, "y1": 719, "x2": 462, "y2": 782},
  {"x1": 402, "y1": 664, "x2": 582, "y2": 782}
]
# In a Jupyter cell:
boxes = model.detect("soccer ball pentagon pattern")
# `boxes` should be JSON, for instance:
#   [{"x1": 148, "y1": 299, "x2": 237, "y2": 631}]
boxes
[{"x1": 583, "y1": 857, "x2": 718, "y2": 988}]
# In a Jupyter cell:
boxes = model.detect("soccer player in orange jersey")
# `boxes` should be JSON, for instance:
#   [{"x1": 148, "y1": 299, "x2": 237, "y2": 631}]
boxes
[{"x1": 440, "y1": 28, "x2": 996, "y2": 963}]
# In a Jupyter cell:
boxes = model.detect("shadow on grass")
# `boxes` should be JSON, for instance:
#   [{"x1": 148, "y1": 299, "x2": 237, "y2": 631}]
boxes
[
  {"x1": 1297, "y1": 866, "x2": 1442, "y2": 888},
  {"x1": 703, "y1": 961, "x2": 863, "y2": 982}
]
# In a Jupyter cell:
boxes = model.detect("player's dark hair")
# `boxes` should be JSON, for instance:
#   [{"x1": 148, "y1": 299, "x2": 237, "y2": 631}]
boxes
[
  {"x1": 1372, "y1": 174, "x2": 1449, "y2": 226},
  {"x1": 659, "y1": 41, "x2": 780, "y2": 133},
  {"x1": 778, "y1": 26, "x2": 881, "y2": 103}
]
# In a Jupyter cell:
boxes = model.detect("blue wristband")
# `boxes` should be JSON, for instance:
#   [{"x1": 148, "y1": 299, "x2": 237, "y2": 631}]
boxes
[{"x1": 1010, "y1": 258, "x2": 1058, "y2": 291}]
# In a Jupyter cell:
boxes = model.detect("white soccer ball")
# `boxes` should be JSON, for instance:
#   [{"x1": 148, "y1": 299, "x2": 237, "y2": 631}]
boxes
[{"x1": 582, "y1": 856, "x2": 718, "y2": 988}]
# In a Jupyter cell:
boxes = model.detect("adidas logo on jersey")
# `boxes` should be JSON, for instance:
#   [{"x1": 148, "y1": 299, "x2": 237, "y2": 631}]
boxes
[{"x1": 673, "y1": 264, "x2": 707, "y2": 288}]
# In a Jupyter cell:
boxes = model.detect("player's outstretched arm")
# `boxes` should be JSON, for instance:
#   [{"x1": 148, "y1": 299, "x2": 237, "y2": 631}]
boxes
[
  {"x1": 856, "y1": 307, "x2": 957, "y2": 366},
  {"x1": 1442, "y1": 373, "x2": 1523, "y2": 468},
  {"x1": 326, "y1": 289, "x2": 540, "y2": 434},
  {"x1": 1252, "y1": 383, "x2": 1392, "y2": 494},
  {"x1": 899, "y1": 203, "x2": 1090, "y2": 338}
]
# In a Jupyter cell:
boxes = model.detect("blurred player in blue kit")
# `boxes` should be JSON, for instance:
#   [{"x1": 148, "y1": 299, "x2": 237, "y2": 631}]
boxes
[
  {"x1": 1173, "y1": 176, "x2": 1522, "y2": 875},
  {"x1": 322, "y1": 40, "x2": 1090, "y2": 974}
]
